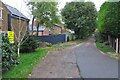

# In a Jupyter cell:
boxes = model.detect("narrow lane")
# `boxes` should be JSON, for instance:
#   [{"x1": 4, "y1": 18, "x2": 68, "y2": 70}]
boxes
[
  {"x1": 30, "y1": 47, "x2": 80, "y2": 78},
  {"x1": 30, "y1": 37, "x2": 118, "y2": 78},
  {"x1": 75, "y1": 37, "x2": 118, "y2": 78}
]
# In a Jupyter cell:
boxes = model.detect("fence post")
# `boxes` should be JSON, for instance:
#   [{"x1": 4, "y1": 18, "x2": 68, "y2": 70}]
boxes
[
  {"x1": 65, "y1": 34, "x2": 68, "y2": 42},
  {"x1": 0, "y1": 31, "x2": 2, "y2": 79},
  {"x1": 118, "y1": 38, "x2": 120, "y2": 53},
  {"x1": 116, "y1": 38, "x2": 119, "y2": 53}
]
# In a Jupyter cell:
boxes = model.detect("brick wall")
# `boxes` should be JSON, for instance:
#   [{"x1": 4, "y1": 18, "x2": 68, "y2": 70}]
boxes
[
  {"x1": 50, "y1": 27, "x2": 61, "y2": 34},
  {"x1": 0, "y1": 1, "x2": 10, "y2": 31},
  {"x1": 0, "y1": 2, "x2": 2, "y2": 31},
  {"x1": 11, "y1": 18, "x2": 29, "y2": 38}
]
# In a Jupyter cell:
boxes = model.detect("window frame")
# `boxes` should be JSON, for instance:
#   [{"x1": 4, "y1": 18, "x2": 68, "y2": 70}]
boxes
[{"x1": 0, "y1": 8, "x2": 3, "y2": 19}]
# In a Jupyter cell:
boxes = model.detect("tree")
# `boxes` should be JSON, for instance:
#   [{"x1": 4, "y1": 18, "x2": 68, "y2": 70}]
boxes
[
  {"x1": 98, "y1": 2, "x2": 120, "y2": 53},
  {"x1": 98, "y1": 2, "x2": 120, "y2": 37},
  {"x1": 11, "y1": 17, "x2": 29, "y2": 57},
  {"x1": 31, "y1": 16, "x2": 36, "y2": 35},
  {"x1": 61, "y1": 2, "x2": 97, "y2": 39},
  {"x1": 27, "y1": 2, "x2": 61, "y2": 36}
]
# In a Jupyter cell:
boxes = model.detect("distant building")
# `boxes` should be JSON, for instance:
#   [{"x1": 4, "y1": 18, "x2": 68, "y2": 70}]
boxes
[
  {"x1": 30, "y1": 21, "x2": 73, "y2": 36},
  {"x1": 29, "y1": 20, "x2": 50, "y2": 36},
  {"x1": 29, "y1": 25, "x2": 50, "y2": 36}
]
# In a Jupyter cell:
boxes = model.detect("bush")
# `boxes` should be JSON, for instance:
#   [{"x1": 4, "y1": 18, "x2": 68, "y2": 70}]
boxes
[
  {"x1": 67, "y1": 34, "x2": 76, "y2": 41},
  {"x1": 20, "y1": 35, "x2": 39, "y2": 53},
  {"x1": 104, "y1": 41, "x2": 109, "y2": 46},
  {"x1": 94, "y1": 31, "x2": 104, "y2": 43},
  {"x1": 39, "y1": 42, "x2": 52, "y2": 48},
  {"x1": 1, "y1": 33, "x2": 18, "y2": 73}
]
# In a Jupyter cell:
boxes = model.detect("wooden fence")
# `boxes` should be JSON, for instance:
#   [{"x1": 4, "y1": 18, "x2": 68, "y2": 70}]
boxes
[
  {"x1": 108, "y1": 35, "x2": 120, "y2": 53},
  {"x1": 38, "y1": 34, "x2": 67, "y2": 44}
]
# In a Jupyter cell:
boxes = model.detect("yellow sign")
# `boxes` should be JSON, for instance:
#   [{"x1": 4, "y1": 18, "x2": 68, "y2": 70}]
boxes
[{"x1": 8, "y1": 31, "x2": 14, "y2": 43}]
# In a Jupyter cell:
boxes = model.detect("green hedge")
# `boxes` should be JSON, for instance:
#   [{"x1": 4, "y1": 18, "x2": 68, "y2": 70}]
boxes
[{"x1": 1, "y1": 33, "x2": 18, "y2": 73}]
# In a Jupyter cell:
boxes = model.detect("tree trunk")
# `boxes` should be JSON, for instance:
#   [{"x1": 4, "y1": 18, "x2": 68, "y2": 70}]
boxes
[
  {"x1": 17, "y1": 45, "x2": 20, "y2": 57},
  {"x1": 32, "y1": 16, "x2": 35, "y2": 35},
  {"x1": 36, "y1": 23, "x2": 39, "y2": 36},
  {"x1": 17, "y1": 47, "x2": 20, "y2": 57},
  {"x1": 108, "y1": 35, "x2": 112, "y2": 47}
]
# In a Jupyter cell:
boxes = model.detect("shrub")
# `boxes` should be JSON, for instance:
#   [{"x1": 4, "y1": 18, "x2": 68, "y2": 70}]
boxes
[
  {"x1": 95, "y1": 31, "x2": 104, "y2": 43},
  {"x1": 20, "y1": 35, "x2": 39, "y2": 53},
  {"x1": 104, "y1": 41, "x2": 109, "y2": 46},
  {"x1": 45, "y1": 42, "x2": 52, "y2": 47},
  {"x1": 67, "y1": 34, "x2": 76, "y2": 41},
  {"x1": 39, "y1": 42, "x2": 52, "y2": 48},
  {"x1": 1, "y1": 33, "x2": 18, "y2": 73}
]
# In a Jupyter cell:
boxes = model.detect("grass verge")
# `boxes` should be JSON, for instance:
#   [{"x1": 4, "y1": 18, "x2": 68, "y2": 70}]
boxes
[
  {"x1": 96, "y1": 41, "x2": 119, "y2": 60},
  {"x1": 3, "y1": 48, "x2": 50, "y2": 78},
  {"x1": 3, "y1": 40, "x2": 81, "y2": 78}
]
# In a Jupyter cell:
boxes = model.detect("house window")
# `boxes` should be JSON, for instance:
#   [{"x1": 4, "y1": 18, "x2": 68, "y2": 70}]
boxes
[{"x1": 0, "y1": 9, "x2": 2, "y2": 19}]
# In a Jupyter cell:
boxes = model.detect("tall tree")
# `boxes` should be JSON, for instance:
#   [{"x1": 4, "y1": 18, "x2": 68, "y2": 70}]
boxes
[
  {"x1": 61, "y1": 2, "x2": 97, "y2": 39},
  {"x1": 98, "y1": 2, "x2": 120, "y2": 37},
  {"x1": 28, "y1": 2, "x2": 61, "y2": 36}
]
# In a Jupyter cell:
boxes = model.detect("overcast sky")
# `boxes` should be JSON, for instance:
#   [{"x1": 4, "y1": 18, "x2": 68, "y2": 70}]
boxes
[{"x1": 1, "y1": 0, "x2": 105, "y2": 23}]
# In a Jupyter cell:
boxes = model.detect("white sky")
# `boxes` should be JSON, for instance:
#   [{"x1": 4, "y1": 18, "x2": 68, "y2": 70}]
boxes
[{"x1": 1, "y1": 0, "x2": 106, "y2": 23}]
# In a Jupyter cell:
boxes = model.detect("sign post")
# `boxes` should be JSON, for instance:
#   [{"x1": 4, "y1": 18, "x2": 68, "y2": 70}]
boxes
[{"x1": 8, "y1": 31, "x2": 14, "y2": 43}]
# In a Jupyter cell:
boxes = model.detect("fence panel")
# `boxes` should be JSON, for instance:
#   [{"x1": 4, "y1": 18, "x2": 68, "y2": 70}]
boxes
[
  {"x1": 38, "y1": 34, "x2": 67, "y2": 44},
  {"x1": 118, "y1": 38, "x2": 120, "y2": 53}
]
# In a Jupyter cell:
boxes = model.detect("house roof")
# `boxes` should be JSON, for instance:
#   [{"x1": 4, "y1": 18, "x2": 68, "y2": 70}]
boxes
[
  {"x1": 29, "y1": 25, "x2": 50, "y2": 31},
  {"x1": 5, "y1": 4, "x2": 29, "y2": 20}
]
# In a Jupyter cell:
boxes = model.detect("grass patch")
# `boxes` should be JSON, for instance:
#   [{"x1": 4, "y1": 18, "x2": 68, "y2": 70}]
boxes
[
  {"x1": 52, "y1": 42, "x2": 76, "y2": 49},
  {"x1": 75, "y1": 39, "x2": 85, "y2": 44},
  {"x1": 3, "y1": 48, "x2": 51, "y2": 78},
  {"x1": 96, "y1": 41, "x2": 115, "y2": 53},
  {"x1": 52, "y1": 39, "x2": 83, "y2": 49},
  {"x1": 3, "y1": 40, "x2": 80, "y2": 78},
  {"x1": 96, "y1": 41, "x2": 119, "y2": 60}
]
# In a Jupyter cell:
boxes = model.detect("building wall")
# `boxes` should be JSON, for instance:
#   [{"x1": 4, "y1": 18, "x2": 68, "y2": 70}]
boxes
[
  {"x1": 43, "y1": 28, "x2": 50, "y2": 35},
  {"x1": 50, "y1": 27, "x2": 61, "y2": 34},
  {"x1": 0, "y1": 2, "x2": 2, "y2": 31},
  {"x1": 11, "y1": 18, "x2": 29, "y2": 38},
  {"x1": 0, "y1": 1, "x2": 10, "y2": 31}
]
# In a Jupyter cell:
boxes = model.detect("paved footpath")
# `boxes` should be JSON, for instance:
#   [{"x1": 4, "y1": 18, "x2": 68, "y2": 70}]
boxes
[
  {"x1": 75, "y1": 37, "x2": 119, "y2": 78},
  {"x1": 30, "y1": 47, "x2": 80, "y2": 78}
]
